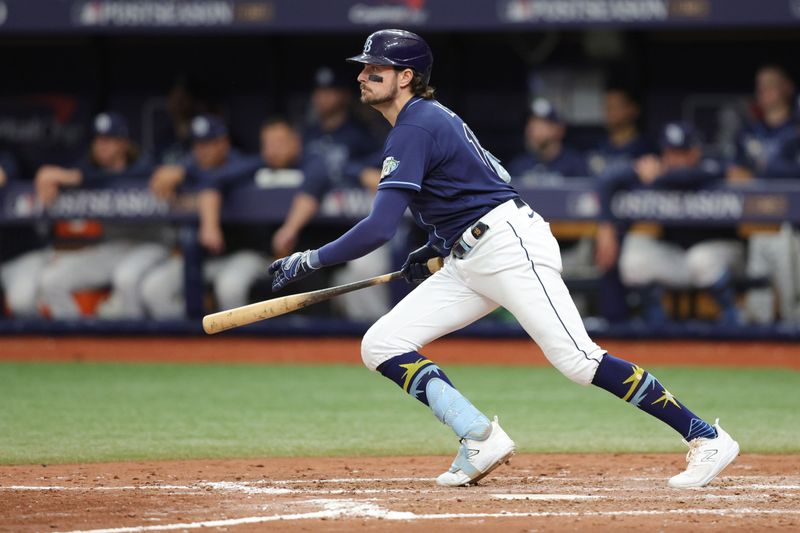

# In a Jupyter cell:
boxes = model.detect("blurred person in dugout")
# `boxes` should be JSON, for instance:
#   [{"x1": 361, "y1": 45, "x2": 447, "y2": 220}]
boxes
[
  {"x1": 596, "y1": 122, "x2": 743, "y2": 325},
  {"x1": 141, "y1": 114, "x2": 264, "y2": 318},
  {"x1": 744, "y1": 132, "x2": 800, "y2": 324},
  {"x1": 590, "y1": 86, "x2": 659, "y2": 322},
  {"x1": 506, "y1": 98, "x2": 593, "y2": 312},
  {"x1": 506, "y1": 97, "x2": 588, "y2": 184},
  {"x1": 588, "y1": 86, "x2": 658, "y2": 177},
  {"x1": 727, "y1": 65, "x2": 798, "y2": 181},
  {"x1": 730, "y1": 65, "x2": 800, "y2": 324},
  {"x1": 1, "y1": 112, "x2": 164, "y2": 319},
  {"x1": 273, "y1": 66, "x2": 390, "y2": 321}
]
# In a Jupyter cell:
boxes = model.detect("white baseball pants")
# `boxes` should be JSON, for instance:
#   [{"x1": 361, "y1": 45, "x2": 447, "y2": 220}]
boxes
[{"x1": 362, "y1": 199, "x2": 606, "y2": 385}]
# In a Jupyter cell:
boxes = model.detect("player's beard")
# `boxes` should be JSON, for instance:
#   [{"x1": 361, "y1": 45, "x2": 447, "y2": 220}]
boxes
[{"x1": 360, "y1": 83, "x2": 398, "y2": 106}]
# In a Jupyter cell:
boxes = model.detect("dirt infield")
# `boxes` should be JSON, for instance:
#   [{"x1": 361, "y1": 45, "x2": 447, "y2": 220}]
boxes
[
  {"x1": 2, "y1": 336, "x2": 800, "y2": 368},
  {"x1": 1, "y1": 454, "x2": 799, "y2": 532}
]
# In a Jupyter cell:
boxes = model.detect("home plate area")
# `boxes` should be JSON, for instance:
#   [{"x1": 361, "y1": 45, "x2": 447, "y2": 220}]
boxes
[{"x1": 1, "y1": 454, "x2": 799, "y2": 532}]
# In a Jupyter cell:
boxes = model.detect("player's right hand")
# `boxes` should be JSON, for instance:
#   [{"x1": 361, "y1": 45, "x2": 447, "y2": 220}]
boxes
[
  {"x1": 401, "y1": 244, "x2": 442, "y2": 284},
  {"x1": 268, "y1": 250, "x2": 319, "y2": 292}
]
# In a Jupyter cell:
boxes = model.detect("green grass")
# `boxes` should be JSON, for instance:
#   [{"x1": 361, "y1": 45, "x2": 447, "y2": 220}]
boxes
[{"x1": 0, "y1": 362, "x2": 798, "y2": 464}]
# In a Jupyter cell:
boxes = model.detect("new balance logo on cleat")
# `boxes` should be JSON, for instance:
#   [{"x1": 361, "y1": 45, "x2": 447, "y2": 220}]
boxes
[{"x1": 702, "y1": 449, "x2": 719, "y2": 462}]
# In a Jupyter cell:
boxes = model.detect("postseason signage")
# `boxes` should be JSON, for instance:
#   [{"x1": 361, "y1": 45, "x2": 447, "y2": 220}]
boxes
[{"x1": 0, "y1": 0, "x2": 798, "y2": 32}]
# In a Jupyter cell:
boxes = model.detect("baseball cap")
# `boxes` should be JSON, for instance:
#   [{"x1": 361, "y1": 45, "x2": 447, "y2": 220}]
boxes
[
  {"x1": 660, "y1": 122, "x2": 700, "y2": 150},
  {"x1": 190, "y1": 114, "x2": 228, "y2": 142},
  {"x1": 93, "y1": 112, "x2": 129, "y2": 138},
  {"x1": 529, "y1": 98, "x2": 562, "y2": 124},
  {"x1": 314, "y1": 66, "x2": 352, "y2": 90}
]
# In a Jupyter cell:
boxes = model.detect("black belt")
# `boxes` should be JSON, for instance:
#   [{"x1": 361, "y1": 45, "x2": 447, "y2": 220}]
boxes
[{"x1": 451, "y1": 198, "x2": 529, "y2": 259}]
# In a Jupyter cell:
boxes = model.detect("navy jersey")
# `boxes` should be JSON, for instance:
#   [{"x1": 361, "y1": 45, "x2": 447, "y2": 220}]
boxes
[
  {"x1": 763, "y1": 135, "x2": 800, "y2": 178},
  {"x1": 303, "y1": 118, "x2": 382, "y2": 184},
  {"x1": 75, "y1": 154, "x2": 154, "y2": 185},
  {"x1": 733, "y1": 118, "x2": 798, "y2": 177},
  {"x1": 587, "y1": 136, "x2": 657, "y2": 177},
  {"x1": 0, "y1": 150, "x2": 20, "y2": 182},
  {"x1": 377, "y1": 97, "x2": 518, "y2": 251},
  {"x1": 182, "y1": 149, "x2": 260, "y2": 192},
  {"x1": 507, "y1": 147, "x2": 588, "y2": 184}
]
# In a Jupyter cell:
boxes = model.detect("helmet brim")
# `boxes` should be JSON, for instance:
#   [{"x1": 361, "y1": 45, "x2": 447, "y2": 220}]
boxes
[{"x1": 346, "y1": 53, "x2": 402, "y2": 67}]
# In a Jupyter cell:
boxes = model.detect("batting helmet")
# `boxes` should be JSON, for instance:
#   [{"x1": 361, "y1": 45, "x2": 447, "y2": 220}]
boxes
[{"x1": 346, "y1": 29, "x2": 433, "y2": 85}]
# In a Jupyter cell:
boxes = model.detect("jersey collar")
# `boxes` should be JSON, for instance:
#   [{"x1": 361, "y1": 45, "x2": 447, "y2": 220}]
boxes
[{"x1": 396, "y1": 96, "x2": 424, "y2": 123}]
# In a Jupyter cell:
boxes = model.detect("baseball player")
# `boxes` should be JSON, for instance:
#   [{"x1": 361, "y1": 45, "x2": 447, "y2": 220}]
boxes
[
  {"x1": 268, "y1": 29, "x2": 739, "y2": 488},
  {"x1": 507, "y1": 98, "x2": 588, "y2": 184},
  {"x1": 728, "y1": 65, "x2": 798, "y2": 181},
  {"x1": 604, "y1": 122, "x2": 742, "y2": 325}
]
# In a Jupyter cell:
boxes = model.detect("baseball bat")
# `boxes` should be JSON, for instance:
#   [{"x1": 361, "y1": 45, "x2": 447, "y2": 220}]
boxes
[{"x1": 202, "y1": 256, "x2": 444, "y2": 334}]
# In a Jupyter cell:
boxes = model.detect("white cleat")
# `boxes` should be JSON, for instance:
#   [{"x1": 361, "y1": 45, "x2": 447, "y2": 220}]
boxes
[
  {"x1": 668, "y1": 419, "x2": 740, "y2": 489},
  {"x1": 436, "y1": 416, "x2": 516, "y2": 487}
]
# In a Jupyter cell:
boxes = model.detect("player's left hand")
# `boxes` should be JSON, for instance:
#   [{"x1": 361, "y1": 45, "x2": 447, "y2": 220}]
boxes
[
  {"x1": 268, "y1": 250, "x2": 319, "y2": 292},
  {"x1": 401, "y1": 244, "x2": 442, "y2": 284}
]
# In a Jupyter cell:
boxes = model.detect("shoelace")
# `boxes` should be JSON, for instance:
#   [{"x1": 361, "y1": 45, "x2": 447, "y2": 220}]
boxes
[{"x1": 684, "y1": 437, "x2": 708, "y2": 465}]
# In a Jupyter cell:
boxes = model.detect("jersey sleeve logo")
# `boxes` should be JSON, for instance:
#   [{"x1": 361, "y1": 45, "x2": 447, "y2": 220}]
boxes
[{"x1": 380, "y1": 156, "x2": 400, "y2": 180}]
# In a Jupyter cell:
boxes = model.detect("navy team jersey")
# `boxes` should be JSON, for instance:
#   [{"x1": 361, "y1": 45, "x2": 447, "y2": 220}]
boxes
[
  {"x1": 732, "y1": 118, "x2": 798, "y2": 177},
  {"x1": 587, "y1": 136, "x2": 657, "y2": 177},
  {"x1": 303, "y1": 118, "x2": 382, "y2": 184},
  {"x1": 75, "y1": 154, "x2": 154, "y2": 185},
  {"x1": 377, "y1": 97, "x2": 518, "y2": 251},
  {"x1": 507, "y1": 147, "x2": 588, "y2": 183},
  {"x1": 0, "y1": 150, "x2": 20, "y2": 182}
]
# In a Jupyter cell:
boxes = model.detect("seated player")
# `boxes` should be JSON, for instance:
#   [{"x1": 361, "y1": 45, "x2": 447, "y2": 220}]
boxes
[
  {"x1": 4, "y1": 112, "x2": 160, "y2": 319},
  {"x1": 727, "y1": 65, "x2": 799, "y2": 181},
  {"x1": 507, "y1": 98, "x2": 587, "y2": 184},
  {"x1": 587, "y1": 86, "x2": 657, "y2": 178},
  {"x1": 140, "y1": 114, "x2": 264, "y2": 319},
  {"x1": 599, "y1": 122, "x2": 742, "y2": 324}
]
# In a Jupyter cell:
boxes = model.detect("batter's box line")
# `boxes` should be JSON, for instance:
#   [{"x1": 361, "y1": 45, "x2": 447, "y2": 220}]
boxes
[{"x1": 53, "y1": 502, "x2": 800, "y2": 533}]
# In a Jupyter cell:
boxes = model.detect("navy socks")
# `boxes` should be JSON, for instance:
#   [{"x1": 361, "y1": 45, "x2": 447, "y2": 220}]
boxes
[
  {"x1": 592, "y1": 353, "x2": 717, "y2": 441},
  {"x1": 377, "y1": 352, "x2": 491, "y2": 440}
]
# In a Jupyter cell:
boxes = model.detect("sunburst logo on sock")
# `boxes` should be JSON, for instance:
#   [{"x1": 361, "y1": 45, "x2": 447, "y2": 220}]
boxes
[
  {"x1": 651, "y1": 388, "x2": 681, "y2": 409},
  {"x1": 399, "y1": 358, "x2": 433, "y2": 392},
  {"x1": 621, "y1": 364, "x2": 645, "y2": 401}
]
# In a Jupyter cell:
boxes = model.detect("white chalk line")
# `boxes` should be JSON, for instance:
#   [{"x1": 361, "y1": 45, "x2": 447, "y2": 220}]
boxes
[
  {"x1": 492, "y1": 493, "x2": 599, "y2": 501},
  {"x1": 5, "y1": 479, "x2": 800, "y2": 497},
  {"x1": 53, "y1": 498, "x2": 800, "y2": 533}
]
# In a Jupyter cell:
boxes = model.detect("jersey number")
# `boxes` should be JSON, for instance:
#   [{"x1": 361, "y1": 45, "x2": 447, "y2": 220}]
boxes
[{"x1": 463, "y1": 123, "x2": 511, "y2": 183}]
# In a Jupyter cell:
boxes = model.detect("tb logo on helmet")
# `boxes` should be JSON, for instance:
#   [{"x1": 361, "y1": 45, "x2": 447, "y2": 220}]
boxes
[{"x1": 363, "y1": 37, "x2": 372, "y2": 53}]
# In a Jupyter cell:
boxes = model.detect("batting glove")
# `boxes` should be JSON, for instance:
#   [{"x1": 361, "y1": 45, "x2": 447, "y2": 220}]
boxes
[
  {"x1": 401, "y1": 244, "x2": 442, "y2": 284},
  {"x1": 268, "y1": 250, "x2": 319, "y2": 292}
]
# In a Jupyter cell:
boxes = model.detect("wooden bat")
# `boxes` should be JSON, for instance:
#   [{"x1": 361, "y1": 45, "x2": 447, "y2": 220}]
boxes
[{"x1": 202, "y1": 256, "x2": 444, "y2": 334}]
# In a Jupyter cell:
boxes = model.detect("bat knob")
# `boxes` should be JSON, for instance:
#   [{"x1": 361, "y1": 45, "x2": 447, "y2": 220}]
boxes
[{"x1": 426, "y1": 256, "x2": 444, "y2": 273}]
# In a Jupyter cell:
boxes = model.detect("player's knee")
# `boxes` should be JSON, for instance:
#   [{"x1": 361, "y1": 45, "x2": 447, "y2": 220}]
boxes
[
  {"x1": 5, "y1": 284, "x2": 39, "y2": 317},
  {"x1": 543, "y1": 346, "x2": 604, "y2": 386},
  {"x1": 112, "y1": 264, "x2": 140, "y2": 293},
  {"x1": 686, "y1": 249, "x2": 724, "y2": 287},
  {"x1": 39, "y1": 266, "x2": 66, "y2": 297},
  {"x1": 361, "y1": 319, "x2": 409, "y2": 371},
  {"x1": 619, "y1": 250, "x2": 652, "y2": 286}
]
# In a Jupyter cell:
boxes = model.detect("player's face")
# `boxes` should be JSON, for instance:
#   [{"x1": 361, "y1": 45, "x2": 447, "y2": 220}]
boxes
[
  {"x1": 193, "y1": 137, "x2": 229, "y2": 170},
  {"x1": 662, "y1": 147, "x2": 701, "y2": 170},
  {"x1": 91, "y1": 136, "x2": 129, "y2": 170},
  {"x1": 604, "y1": 91, "x2": 639, "y2": 130},
  {"x1": 357, "y1": 64, "x2": 399, "y2": 106},
  {"x1": 756, "y1": 69, "x2": 792, "y2": 111},
  {"x1": 526, "y1": 117, "x2": 564, "y2": 151},
  {"x1": 260, "y1": 123, "x2": 301, "y2": 169}
]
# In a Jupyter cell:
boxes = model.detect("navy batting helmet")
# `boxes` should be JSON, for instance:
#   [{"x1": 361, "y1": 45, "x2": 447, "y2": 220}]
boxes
[{"x1": 347, "y1": 29, "x2": 433, "y2": 85}]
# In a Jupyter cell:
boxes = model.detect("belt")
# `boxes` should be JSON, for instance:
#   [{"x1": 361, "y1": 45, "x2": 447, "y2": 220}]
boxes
[{"x1": 451, "y1": 198, "x2": 529, "y2": 259}]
